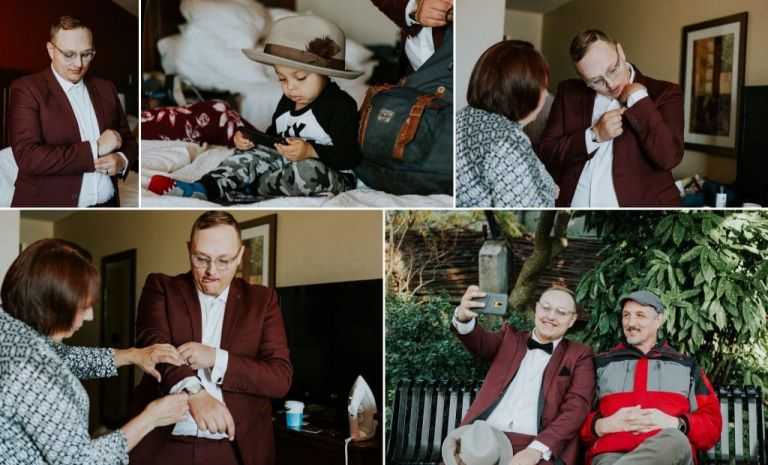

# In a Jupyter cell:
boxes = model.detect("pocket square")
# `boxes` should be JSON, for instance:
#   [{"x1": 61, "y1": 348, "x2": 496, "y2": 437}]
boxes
[{"x1": 558, "y1": 366, "x2": 571, "y2": 376}]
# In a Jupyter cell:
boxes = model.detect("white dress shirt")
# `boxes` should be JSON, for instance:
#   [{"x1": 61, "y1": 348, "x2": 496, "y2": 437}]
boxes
[
  {"x1": 170, "y1": 287, "x2": 231, "y2": 439},
  {"x1": 571, "y1": 64, "x2": 649, "y2": 208},
  {"x1": 50, "y1": 66, "x2": 126, "y2": 207},
  {"x1": 453, "y1": 315, "x2": 559, "y2": 460},
  {"x1": 404, "y1": 0, "x2": 436, "y2": 71}
]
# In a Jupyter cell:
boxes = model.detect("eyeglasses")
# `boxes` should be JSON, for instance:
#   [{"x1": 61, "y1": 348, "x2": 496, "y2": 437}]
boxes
[
  {"x1": 536, "y1": 301, "x2": 574, "y2": 319},
  {"x1": 583, "y1": 47, "x2": 623, "y2": 90},
  {"x1": 190, "y1": 253, "x2": 239, "y2": 271},
  {"x1": 50, "y1": 42, "x2": 96, "y2": 63}
]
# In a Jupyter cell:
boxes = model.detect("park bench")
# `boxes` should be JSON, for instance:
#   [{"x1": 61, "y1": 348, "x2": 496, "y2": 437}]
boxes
[{"x1": 387, "y1": 380, "x2": 767, "y2": 465}]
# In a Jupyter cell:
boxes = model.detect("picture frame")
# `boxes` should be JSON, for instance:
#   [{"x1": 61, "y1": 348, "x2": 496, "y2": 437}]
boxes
[
  {"x1": 238, "y1": 214, "x2": 277, "y2": 287},
  {"x1": 680, "y1": 12, "x2": 748, "y2": 157}
]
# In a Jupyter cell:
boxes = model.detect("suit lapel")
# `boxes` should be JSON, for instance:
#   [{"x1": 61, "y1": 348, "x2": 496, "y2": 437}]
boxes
[
  {"x1": 179, "y1": 273, "x2": 203, "y2": 343},
  {"x1": 85, "y1": 78, "x2": 107, "y2": 133},
  {"x1": 503, "y1": 331, "x2": 532, "y2": 387},
  {"x1": 220, "y1": 279, "x2": 243, "y2": 351},
  {"x1": 541, "y1": 338, "x2": 566, "y2": 397},
  {"x1": 44, "y1": 67, "x2": 80, "y2": 139},
  {"x1": 582, "y1": 84, "x2": 596, "y2": 128}
]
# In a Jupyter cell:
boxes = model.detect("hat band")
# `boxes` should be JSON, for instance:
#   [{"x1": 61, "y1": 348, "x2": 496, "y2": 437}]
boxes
[{"x1": 264, "y1": 43, "x2": 346, "y2": 71}]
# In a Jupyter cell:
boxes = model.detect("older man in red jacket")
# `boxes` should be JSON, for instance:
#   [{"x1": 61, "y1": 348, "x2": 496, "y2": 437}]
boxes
[
  {"x1": 449, "y1": 285, "x2": 595, "y2": 465},
  {"x1": 580, "y1": 290, "x2": 722, "y2": 465}
]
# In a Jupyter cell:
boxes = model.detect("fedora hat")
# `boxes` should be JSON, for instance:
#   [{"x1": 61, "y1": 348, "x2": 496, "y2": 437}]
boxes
[
  {"x1": 242, "y1": 14, "x2": 363, "y2": 79},
  {"x1": 442, "y1": 421, "x2": 514, "y2": 465}
]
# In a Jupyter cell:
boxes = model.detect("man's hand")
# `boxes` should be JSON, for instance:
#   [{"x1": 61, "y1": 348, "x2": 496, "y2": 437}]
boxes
[
  {"x1": 593, "y1": 107, "x2": 627, "y2": 143},
  {"x1": 233, "y1": 130, "x2": 255, "y2": 151},
  {"x1": 629, "y1": 408, "x2": 679, "y2": 434},
  {"x1": 416, "y1": 0, "x2": 454, "y2": 26},
  {"x1": 275, "y1": 138, "x2": 317, "y2": 162},
  {"x1": 619, "y1": 82, "x2": 648, "y2": 105},
  {"x1": 508, "y1": 447, "x2": 543, "y2": 465},
  {"x1": 122, "y1": 344, "x2": 186, "y2": 382},
  {"x1": 456, "y1": 285, "x2": 485, "y2": 323},
  {"x1": 188, "y1": 390, "x2": 236, "y2": 440},
  {"x1": 178, "y1": 342, "x2": 217, "y2": 370},
  {"x1": 144, "y1": 392, "x2": 189, "y2": 427},
  {"x1": 97, "y1": 129, "x2": 122, "y2": 155},
  {"x1": 94, "y1": 153, "x2": 127, "y2": 176},
  {"x1": 595, "y1": 405, "x2": 643, "y2": 436}
]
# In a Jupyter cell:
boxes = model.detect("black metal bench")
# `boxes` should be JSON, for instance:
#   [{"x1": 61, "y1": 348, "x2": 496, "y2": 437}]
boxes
[{"x1": 387, "y1": 380, "x2": 767, "y2": 465}]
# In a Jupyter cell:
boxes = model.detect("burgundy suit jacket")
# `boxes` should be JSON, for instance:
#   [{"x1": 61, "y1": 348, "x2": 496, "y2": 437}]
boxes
[
  {"x1": 539, "y1": 67, "x2": 683, "y2": 207},
  {"x1": 454, "y1": 323, "x2": 595, "y2": 465},
  {"x1": 129, "y1": 272, "x2": 292, "y2": 465},
  {"x1": 8, "y1": 67, "x2": 137, "y2": 207},
  {"x1": 371, "y1": 0, "x2": 447, "y2": 78}
]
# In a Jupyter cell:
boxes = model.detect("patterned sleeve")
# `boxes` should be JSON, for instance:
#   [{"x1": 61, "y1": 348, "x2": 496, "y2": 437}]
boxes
[
  {"x1": 51, "y1": 343, "x2": 117, "y2": 380},
  {"x1": 486, "y1": 135, "x2": 554, "y2": 207},
  {"x1": 5, "y1": 355, "x2": 129, "y2": 465}
]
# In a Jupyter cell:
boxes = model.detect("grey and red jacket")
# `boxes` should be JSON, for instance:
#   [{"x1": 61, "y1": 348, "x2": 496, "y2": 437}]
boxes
[{"x1": 580, "y1": 340, "x2": 722, "y2": 465}]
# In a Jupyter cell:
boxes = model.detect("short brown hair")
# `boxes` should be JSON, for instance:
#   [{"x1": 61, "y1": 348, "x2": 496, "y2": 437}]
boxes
[
  {"x1": 541, "y1": 285, "x2": 577, "y2": 310},
  {"x1": 467, "y1": 40, "x2": 549, "y2": 122},
  {"x1": 1, "y1": 239, "x2": 99, "y2": 336},
  {"x1": 570, "y1": 29, "x2": 614, "y2": 63},
  {"x1": 190, "y1": 211, "x2": 242, "y2": 242},
  {"x1": 50, "y1": 16, "x2": 91, "y2": 42}
]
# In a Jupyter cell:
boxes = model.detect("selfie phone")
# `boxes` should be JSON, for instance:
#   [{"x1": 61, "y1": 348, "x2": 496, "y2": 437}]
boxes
[
  {"x1": 472, "y1": 293, "x2": 508, "y2": 316},
  {"x1": 239, "y1": 126, "x2": 287, "y2": 146}
]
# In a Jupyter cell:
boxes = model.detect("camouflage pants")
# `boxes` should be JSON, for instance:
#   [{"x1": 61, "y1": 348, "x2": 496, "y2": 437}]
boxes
[{"x1": 200, "y1": 146, "x2": 354, "y2": 198}]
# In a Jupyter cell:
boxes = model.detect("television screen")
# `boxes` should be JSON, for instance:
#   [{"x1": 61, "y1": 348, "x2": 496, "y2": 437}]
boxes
[{"x1": 276, "y1": 279, "x2": 383, "y2": 418}]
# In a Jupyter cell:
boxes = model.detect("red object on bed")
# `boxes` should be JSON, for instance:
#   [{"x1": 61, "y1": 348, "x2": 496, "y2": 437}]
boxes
[{"x1": 141, "y1": 99, "x2": 253, "y2": 147}]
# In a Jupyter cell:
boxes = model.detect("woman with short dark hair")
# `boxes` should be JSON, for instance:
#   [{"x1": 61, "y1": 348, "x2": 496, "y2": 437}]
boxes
[
  {"x1": 456, "y1": 40, "x2": 557, "y2": 207},
  {"x1": 0, "y1": 239, "x2": 190, "y2": 465}
]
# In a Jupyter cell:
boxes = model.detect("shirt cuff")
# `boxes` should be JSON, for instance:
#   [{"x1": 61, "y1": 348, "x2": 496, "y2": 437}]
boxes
[
  {"x1": 116, "y1": 151, "x2": 129, "y2": 176},
  {"x1": 452, "y1": 308, "x2": 476, "y2": 334},
  {"x1": 585, "y1": 128, "x2": 601, "y2": 153},
  {"x1": 89, "y1": 140, "x2": 98, "y2": 159},
  {"x1": 170, "y1": 376, "x2": 203, "y2": 394},
  {"x1": 405, "y1": 0, "x2": 418, "y2": 26},
  {"x1": 211, "y1": 349, "x2": 229, "y2": 385},
  {"x1": 529, "y1": 440, "x2": 552, "y2": 461},
  {"x1": 627, "y1": 89, "x2": 649, "y2": 108}
]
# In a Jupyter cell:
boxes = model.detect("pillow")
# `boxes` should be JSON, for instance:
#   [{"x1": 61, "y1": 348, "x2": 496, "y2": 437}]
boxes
[
  {"x1": 180, "y1": 0, "x2": 271, "y2": 47},
  {"x1": 141, "y1": 100, "x2": 249, "y2": 147}
]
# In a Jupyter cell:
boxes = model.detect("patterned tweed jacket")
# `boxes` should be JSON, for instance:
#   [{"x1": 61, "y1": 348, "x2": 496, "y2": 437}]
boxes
[
  {"x1": 0, "y1": 310, "x2": 128, "y2": 465},
  {"x1": 456, "y1": 106, "x2": 556, "y2": 207}
]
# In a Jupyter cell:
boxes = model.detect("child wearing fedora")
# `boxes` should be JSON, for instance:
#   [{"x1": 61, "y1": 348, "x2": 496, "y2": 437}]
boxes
[{"x1": 148, "y1": 14, "x2": 363, "y2": 200}]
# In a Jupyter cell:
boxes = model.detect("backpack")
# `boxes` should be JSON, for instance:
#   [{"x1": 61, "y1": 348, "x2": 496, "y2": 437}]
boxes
[{"x1": 355, "y1": 25, "x2": 453, "y2": 196}]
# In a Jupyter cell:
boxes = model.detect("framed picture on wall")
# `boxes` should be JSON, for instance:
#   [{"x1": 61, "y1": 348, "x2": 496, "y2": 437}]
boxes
[
  {"x1": 680, "y1": 12, "x2": 748, "y2": 157},
  {"x1": 238, "y1": 214, "x2": 277, "y2": 287}
]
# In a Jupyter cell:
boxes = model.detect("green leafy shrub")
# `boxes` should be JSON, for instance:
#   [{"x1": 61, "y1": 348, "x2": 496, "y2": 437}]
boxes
[{"x1": 576, "y1": 211, "x2": 768, "y2": 388}]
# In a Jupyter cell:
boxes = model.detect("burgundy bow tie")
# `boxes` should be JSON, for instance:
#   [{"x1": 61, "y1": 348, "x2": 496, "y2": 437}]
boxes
[{"x1": 527, "y1": 338, "x2": 553, "y2": 354}]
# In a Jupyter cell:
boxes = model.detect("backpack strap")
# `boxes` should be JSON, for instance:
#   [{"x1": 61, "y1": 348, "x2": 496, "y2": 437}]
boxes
[
  {"x1": 358, "y1": 83, "x2": 397, "y2": 148},
  {"x1": 392, "y1": 85, "x2": 446, "y2": 160}
]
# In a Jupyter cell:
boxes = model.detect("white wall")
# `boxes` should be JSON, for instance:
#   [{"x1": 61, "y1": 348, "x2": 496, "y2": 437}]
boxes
[
  {"x1": 20, "y1": 219, "x2": 54, "y2": 249},
  {"x1": 296, "y1": 0, "x2": 399, "y2": 45},
  {"x1": 0, "y1": 211, "x2": 20, "y2": 289},
  {"x1": 504, "y1": 9, "x2": 543, "y2": 50},
  {"x1": 457, "y1": 0, "x2": 507, "y2": 110}
]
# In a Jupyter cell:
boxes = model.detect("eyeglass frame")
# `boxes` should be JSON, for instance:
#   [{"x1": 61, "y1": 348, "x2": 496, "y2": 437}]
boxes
[
  {"x1": 581, "y1": 45, "x2": 624, "y2": 91},
  {"x1": 49, "y1": 41, "x2": 96, "y2": 64},
  {"x1": 189, "y1": 250, "x2": 241, "y2": 271},
  {"x1": 535, "y1": 301, "x2": 576, "y2": 319}
]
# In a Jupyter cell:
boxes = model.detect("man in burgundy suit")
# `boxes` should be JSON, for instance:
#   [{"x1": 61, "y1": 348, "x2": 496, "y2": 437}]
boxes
[
  {"x1": 8, "y1": 16, "x2": 137, "y2": 207},
  {"x1": 539, "y1": 29, "x2": 683, "y2": 207},
  {"x1": 129, "y1": 211, "x2": 292, "y2": 465},
  {"x1": 449, "y1": 285, "x2": 595, "y2": 465},
  {"x1": 371, "y1": 0, "x2": 452, "y2": 78}
]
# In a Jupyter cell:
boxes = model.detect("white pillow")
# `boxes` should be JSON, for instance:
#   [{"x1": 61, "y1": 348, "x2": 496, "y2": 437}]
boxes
[{"x1": 180, "y1": 0, "x2": 271, "y2": 47}]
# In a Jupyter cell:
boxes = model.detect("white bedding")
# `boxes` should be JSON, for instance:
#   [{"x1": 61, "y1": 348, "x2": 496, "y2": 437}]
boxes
[
  {"x1": 0, "y1": 146, "x2": 140, "y2": 207},
  {"x1": 140, "y1": 139, "x2": 452, "y2": 208}
]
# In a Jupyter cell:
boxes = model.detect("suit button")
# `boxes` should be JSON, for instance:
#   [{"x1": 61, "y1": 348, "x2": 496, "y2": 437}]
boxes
[{"x1": 71, "y1": 194, "x2": 78, "y2": 200}]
